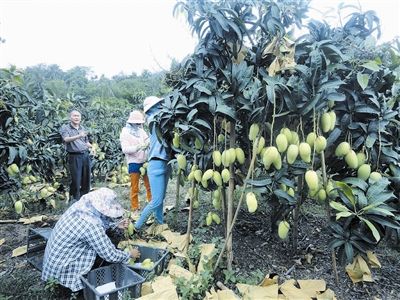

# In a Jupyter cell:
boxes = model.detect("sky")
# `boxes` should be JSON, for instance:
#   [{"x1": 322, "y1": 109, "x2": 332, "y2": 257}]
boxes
[{"x1": 0, "y1": 0, "x2": 399, "y2": 78}]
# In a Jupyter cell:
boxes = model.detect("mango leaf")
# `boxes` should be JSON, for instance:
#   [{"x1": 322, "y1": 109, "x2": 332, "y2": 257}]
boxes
[
  {"x1": 367, "y1": 215, "x2": 400, "y2": 229},
  {"x1": 329, "y1": 239, "x2": 345, "y2": 250},
  {"x1": 330, "y1": 201, "x2": 351, "y2": 212},
  {"x1": 274, "y1": 189, "x2": 295, "y2": 204},
  {"x1": 187, "y1": 109, "x2": 198, "y2": 121},
  {"x1": 344, "y1": 242, "x2": 354, "y2": 262},
  {"x1": 245, "y1": 177, "x2": 272, "y2": 187},
  {"x1": 365, "y1": 134, "x2": 377, "y2": 148},
  {"x1": 327, "y1": 92, "x2": 346, "y2": 102},
  {"x1": 366, "y1": 178, "x2": 392, "y2": 202},
  {"x1": 8, "y1": 147, "x2": 18, "y2": 164},
  {"x1": 215, "y1": 104, "x2": 236, "y2": 120},
  {"x1": 362, "y1": 61, "x2": 380, "y2": 72},
  {"x1": 356, "y1": 73, "x2": 369, "y2": 90},
  {"x1": 335, "y1": 181, "x2": 356, "y2": 208},
  {"x1": 342, "y1": 177, "x2": 368, "y2": 191},
  {"x1": 193, "y1": 119, "x2": 211, "y2": 130},
  {"x1": 336, "y1": 211, "x2": 353, "y2": 220},
  {"x1": 359, "y1": 217, "x2": 380, "y2": 242},
  {"x1": 363, "y1": 207, "x2": 394, "y2": 217},
  {"x1": 194, "y1": 83, "x2": 212, "y2": 95}
]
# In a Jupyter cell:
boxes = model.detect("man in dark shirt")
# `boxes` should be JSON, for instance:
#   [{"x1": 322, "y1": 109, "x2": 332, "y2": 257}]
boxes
[{"x1": 60, "y1": 110, "x2": 93, "y2": 203}]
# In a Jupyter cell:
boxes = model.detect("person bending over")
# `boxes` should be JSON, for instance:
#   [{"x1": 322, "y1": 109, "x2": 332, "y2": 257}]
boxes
[{"x1": 42, "y1": 188, "x2": 140, "y2": 292}]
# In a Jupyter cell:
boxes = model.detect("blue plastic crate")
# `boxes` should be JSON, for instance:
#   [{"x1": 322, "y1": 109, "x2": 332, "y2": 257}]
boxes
[
  {"x1": 81, "y1": 264, "x2": 145, "y2": 300},
  {"x1": 27, "y1": 227, "x2": 53, "y2": 271},
  {"x1": 127, "y1": 245, "x2": 169, "y2": 278}
]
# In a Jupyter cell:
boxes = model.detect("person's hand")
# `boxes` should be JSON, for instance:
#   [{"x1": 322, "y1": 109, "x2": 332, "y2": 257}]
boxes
[
  {"x1": 90, "y1": 148, "x2": 97, "y2": 156},
  {"x1": 139, "y1": 143, "x2": 148, "y2": 150},
  {"x1": 117, "y1": 218, "x2": 129, "y2": 230},
  {"x1": 79, "y1": 131, "x2": 88, "y2": 138},
  {"x1": 130, "y1": 247, "x2": 141, "y2": 259}
]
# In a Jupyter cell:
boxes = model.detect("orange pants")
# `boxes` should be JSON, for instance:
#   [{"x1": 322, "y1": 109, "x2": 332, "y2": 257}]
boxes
[{"x1": 130, "y1": 173, "x2": 152, "y2": 210}]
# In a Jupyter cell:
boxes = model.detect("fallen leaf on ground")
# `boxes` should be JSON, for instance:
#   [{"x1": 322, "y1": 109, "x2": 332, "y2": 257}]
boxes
[
  {"x1": 216, "y1": 289, "x2": 240, "y2": 300},
  {"x1": 168, "y1": 264, "x2": 194, "y2": 281},
  {"x1": 237, "y1": 283, "x2": 279, "y2": 299},
  {"x1": 305, "y1": 253, "x2": 314, "y2": 264},
  {"x1": 366, "y1": 251, "x2": 381, "y2": 268},
  {"x1": 280, "y1": 280, "x2": 313, "y2": 299},
  {"x1": 151, "y1": 275, "x2": 176, "y2": 293},
  {"x1": 297, "y1": 280, "x2": 326, "y2": 298},
  {"x1": 12, "y1": 245, "x2": 27, "y2": 257},
  {"x1": 260, "y1": 274, "x2": 279, "y2": 287},
  {"x1": 146, "y1": 223, "x2": 169, "y2": 236},
  {"x1": 346, "y1": 255, "x2": 373, "y2": 283},
  {"x1": 161, "y1": 230, "x2": 191, "y2": 251},
  {"x1": 316, "y1": 288, "x2": 337, "y2": 300},
  {"x1": 136, "y1": 288, "x2": 178, "y2": 300},
  {"x1": 197, "y1": 244, "x2": 216, "y2": 273},
  {"x1": 141, "y1": 282, "x2": 153, "y2": 296},
  {"x1": 0, "y1": 238, "x2": 5, "y2": 247}
]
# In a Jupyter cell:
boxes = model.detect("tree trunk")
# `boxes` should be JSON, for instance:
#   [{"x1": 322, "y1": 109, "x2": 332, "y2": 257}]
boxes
[
  {"x1": 173, "y1": 169, "x2": 181, "y2": 227},
  {"x1": 226, "y1": 122, "x2": 236, "y2": 270}
]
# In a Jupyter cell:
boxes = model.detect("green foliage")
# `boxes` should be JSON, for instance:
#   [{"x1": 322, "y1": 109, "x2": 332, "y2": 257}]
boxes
[
  {"x1": 155, "y1": 0, "x2": 400, "y2": 266},
  {"x1": 0, "y1": 64, "x2": 167, "y2": 211},
  {"x1": 175, "y1": 270, "x2": 213, "y2": 300},
  {"x1": 329, "y1": 178, "x2": 400, "y2": 263},
  {"x1": 235, "y1": 269, "x2": 265, "y2": 286},
  {"x1": 44, "y1": 278, "x2": 59, "y2": 296}
]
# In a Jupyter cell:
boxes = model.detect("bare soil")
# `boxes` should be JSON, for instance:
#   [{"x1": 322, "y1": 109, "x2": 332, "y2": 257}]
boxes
[{"x1": 1, "y1": 181, "x2": 399, "y2": 299}]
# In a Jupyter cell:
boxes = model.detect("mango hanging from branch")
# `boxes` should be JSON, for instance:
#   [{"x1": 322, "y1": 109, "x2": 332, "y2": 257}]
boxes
[
  {"x1": 276, "y1": 133, "x2": 288, "y2": 153},
  {"x1": 286, "y1": 144, "x2": 299, "y2": 164},
  {"x1": 249, "y1": 123, "x2": 259, "y2": 141},
  {"x1": 305, "y1": 170, "x2": 319, "y2": 191},
  {"x1": 299, "y1": 143, "x2": 311, "y2": 163},
  {"x1": 278, "y1": 220, "x2": 290, "y2": 240},
  {"x1": 246, "y1": 192, "x2": 258, "y2": 213},
  {"x1": 176, "y1": 154, "x2": 187, "y2": 170},
  {"x1": 321, "y1": 112, "x2": 332, "y2": 133},
  {"x1": 235, "y1": 148, "x2": 245, "y2": 164}
]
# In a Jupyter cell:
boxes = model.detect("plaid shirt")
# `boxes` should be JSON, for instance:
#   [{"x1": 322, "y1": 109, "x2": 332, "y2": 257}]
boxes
[
  {"x1": 59, "y1": 123, "x2": 89, "y2": 153},
  {"x1": 42, "y1": 213, "x2": 129, "y2": 291}
]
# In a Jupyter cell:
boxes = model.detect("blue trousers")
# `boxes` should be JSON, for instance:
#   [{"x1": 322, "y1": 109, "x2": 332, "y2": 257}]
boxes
[{"x1": 135, "y1": 159, "x2": 170, "y2": 230}]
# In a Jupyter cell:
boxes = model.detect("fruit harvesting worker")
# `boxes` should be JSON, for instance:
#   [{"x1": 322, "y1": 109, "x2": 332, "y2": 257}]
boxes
[
  {"x1": 42, "y1": 188, "x2": 140, "y2": 292},
  {"x1": 59, "y1": 110, "x2": 93, "y2": 203},
  {"x1": 134, "y1": 96, "x2": 171, "y2": 231},
  {"x1": 119, "y1": 110, "x2": 152, "y2": 211}
]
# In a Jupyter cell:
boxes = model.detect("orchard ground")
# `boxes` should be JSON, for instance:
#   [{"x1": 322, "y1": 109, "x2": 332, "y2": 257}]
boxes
[{"x1": 0, "y1": 178, "x2": 399, "y2": 300}]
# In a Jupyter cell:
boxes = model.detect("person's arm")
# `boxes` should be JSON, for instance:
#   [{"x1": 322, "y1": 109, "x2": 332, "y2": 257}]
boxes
[
  {"x1": 84, "y1": 224, "x2": 134, "y2": 264},
  {"x1": 63, "y1": 131, "x2": 87, "y2": 143}
]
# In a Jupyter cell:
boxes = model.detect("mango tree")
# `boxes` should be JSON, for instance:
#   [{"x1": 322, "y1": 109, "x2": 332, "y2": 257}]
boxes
[{"x1": 154, "y1": 0, "x2": 400, "y2": 273}]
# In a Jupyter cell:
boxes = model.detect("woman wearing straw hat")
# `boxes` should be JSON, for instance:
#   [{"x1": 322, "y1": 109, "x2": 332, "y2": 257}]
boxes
[
  {"x1": 42, "y1": 188, "x2": 140, "y2": 292},
  {"x1": 134, "y1": 96, "x2": 171, "y2": 231},
  {"x1": 120, "y1": 110, "x2": 152, "y2": 212}
]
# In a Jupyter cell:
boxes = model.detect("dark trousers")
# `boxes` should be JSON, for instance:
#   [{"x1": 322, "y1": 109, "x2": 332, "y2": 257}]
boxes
[{"x1": 68, "y1": 152, "x2": 91, "y2": 201}]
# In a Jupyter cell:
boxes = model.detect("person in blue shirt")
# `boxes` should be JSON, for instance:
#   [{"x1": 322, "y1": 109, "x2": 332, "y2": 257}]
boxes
[{"x1": 134, "y1": 96, "x2": 171, "y2": 230}]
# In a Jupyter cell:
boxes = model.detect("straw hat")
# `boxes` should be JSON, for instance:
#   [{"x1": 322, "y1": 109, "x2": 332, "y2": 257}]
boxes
[
  {"x1": 127, "y1": 110, "x2": 145, "y2": 124},
  {"x1": 143, "y1": 96, "x2": 163, "y2": 113},
  {"x1": 88, "y1": 188, "x2": 124, "y2": 218}
]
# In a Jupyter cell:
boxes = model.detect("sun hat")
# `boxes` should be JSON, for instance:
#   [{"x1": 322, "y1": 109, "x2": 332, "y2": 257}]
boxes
[
  {"x1": 143, "y1": 96, "x2": 163, "y2": 113},
  {"x1": 127, "y1": 110, "x2": 145, "y2": 124},
  {"x1": 88, "y1": 188, "x2": 125, "y2": 218}
]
